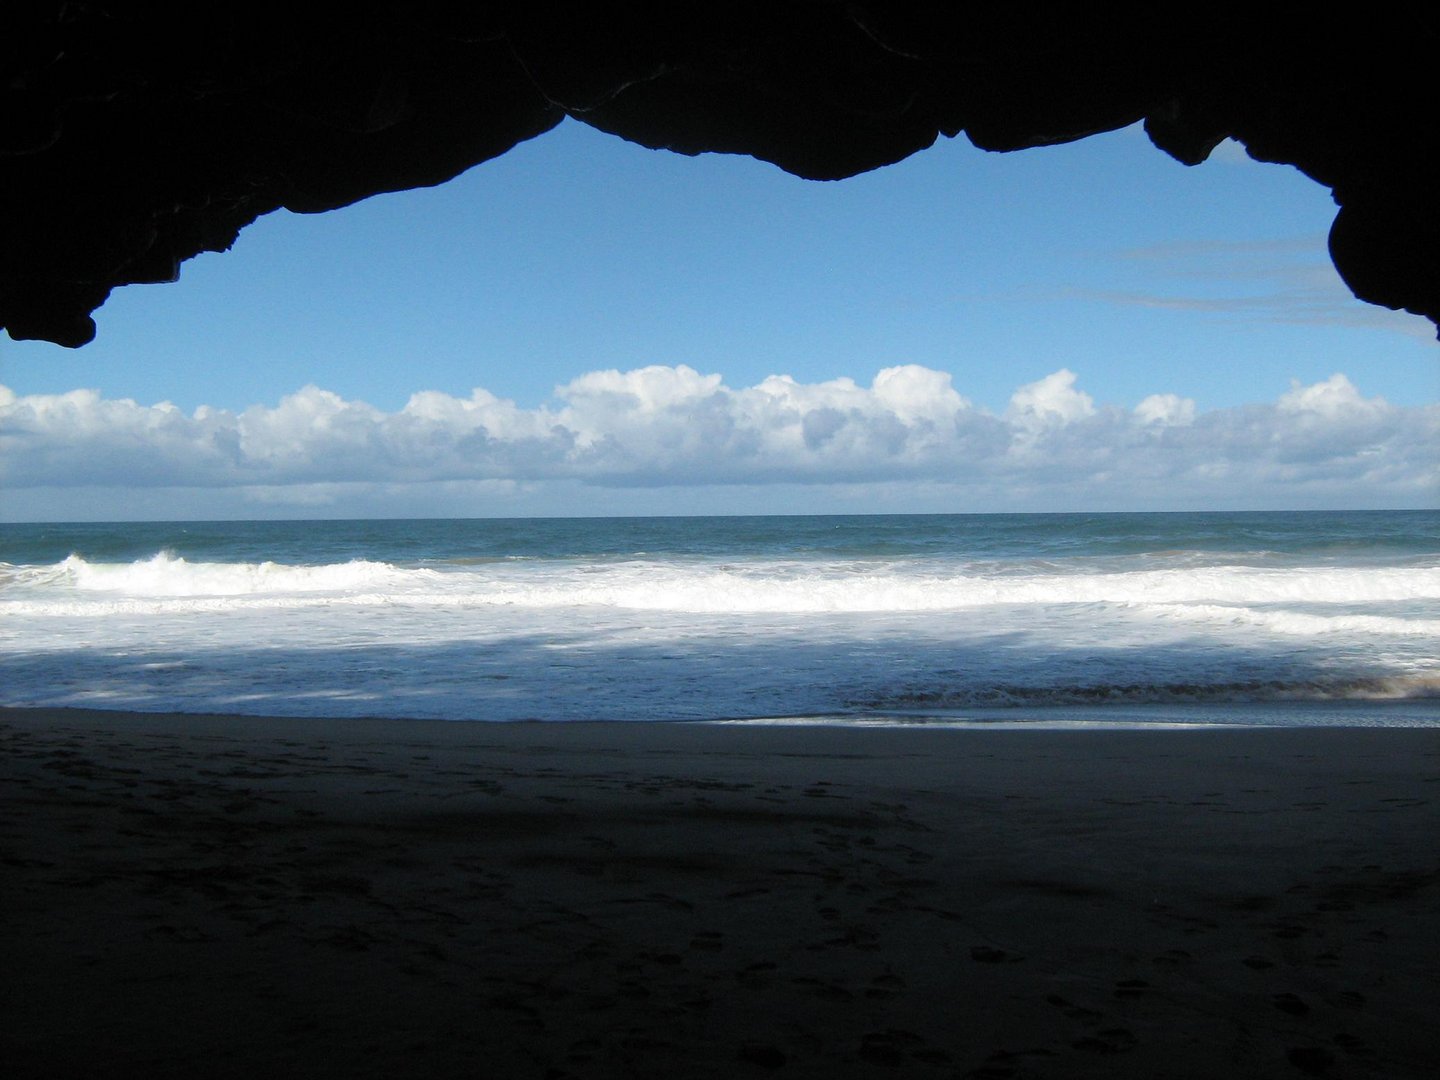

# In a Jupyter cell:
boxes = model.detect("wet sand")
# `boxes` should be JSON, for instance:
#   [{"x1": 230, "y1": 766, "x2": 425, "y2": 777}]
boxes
[{"x1": 3, "y1": 708, "x2": 1438, "y2": 1078}]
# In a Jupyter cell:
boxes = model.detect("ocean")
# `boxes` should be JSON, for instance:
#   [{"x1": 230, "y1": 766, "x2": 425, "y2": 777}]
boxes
[{"x1": 1, "y1": 511, "x2": 1437, "y2": 727}]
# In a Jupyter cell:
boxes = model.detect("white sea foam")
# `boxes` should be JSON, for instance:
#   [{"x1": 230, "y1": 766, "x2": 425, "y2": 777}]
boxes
[
  {"x1": 1154, "y1": 603, "x2": 1440, "y2": 637},
  {"x1": 5, "y1": 553, "x2": 1438, "y2": 617}
]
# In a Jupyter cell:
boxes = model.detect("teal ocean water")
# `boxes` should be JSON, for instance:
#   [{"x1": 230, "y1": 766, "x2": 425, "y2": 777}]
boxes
[{"x1": 2, "y1": 511, "x2": 1437, "y2": 726}]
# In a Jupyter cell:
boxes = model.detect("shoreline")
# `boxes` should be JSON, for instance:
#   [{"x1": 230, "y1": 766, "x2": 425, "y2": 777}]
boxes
[
  {"x1": 4, "y1": 694, "x2": 1439, "y2": 731},
  {"x1": 4, "y1": 708, "x2": 1438, "y2": 1077}
]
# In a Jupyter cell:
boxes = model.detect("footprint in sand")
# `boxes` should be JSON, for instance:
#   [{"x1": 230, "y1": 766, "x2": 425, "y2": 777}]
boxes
[
  {"x1": 790, "y1": 975, "x2": 854, "y2": 1002},
  {"x1": 1272, "y1": 992, "x2": 1310, "y2": 1016},
  {"x1": 1045, "y1": 994, "x2": 1102, "y2": 1024},
  {"x1": 856, "y1": 1029, "x2": 925, "y2": 1066},
  {"x1": 689, "y1": 931, "x2": 724, "y2": 951},
  {"x1": 970, "y1": 945, "x2": 1023, "y2": 963},
  {"x1": 865, "y1": 972, "x2": 905, "y2": 999},
  {"x1": 1332, "y1": 1032, "x2": 1375, "y2": 1057},
  {"x1": 737, "y1": 1043, "x2": 787, "y2": 1069},
  {"x1": 1072, "y1": 1027, "x2": 1138, "y2": 1054},
  {"x1": 1286, "y1": 1046, "x2": 1336, "y2": 1075},
  {"x1": 1151, "y1": 948, "x2": 1193, "y2": 967},
  {"x1": 1112, "y1": 979, "x2": 1151, "y2": 999}
]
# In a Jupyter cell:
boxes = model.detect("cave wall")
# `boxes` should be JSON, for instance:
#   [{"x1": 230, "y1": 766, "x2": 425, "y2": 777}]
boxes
[{"x1": 2, "y1": 2, "x2": 1436, "y2": 349}]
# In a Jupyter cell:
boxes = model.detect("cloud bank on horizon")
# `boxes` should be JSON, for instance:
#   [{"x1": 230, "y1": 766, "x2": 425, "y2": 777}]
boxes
[{"x1": 2, "y1": 366, "x2": 1434, "y2": 518}]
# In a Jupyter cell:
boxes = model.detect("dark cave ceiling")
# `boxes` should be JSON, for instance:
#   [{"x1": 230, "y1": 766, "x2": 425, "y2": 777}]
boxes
[{"x1": 2, "y1": 3, "x2": 1436, "y2": 349}]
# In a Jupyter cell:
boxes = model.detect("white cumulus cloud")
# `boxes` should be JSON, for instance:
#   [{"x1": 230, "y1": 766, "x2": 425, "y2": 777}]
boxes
[
  {"x1": 1006, "y1": 368, "x2": 1096, "y2": 426},
  {"x1": 1277, "y1": 372, "x2": 1386, "y2": 418},
  {"x1": 1134, "y1": 393, "x2": 1196, "y2": 427},
  {"x1": 2, "y1": 366, "x2": 1434, "y2": 515}
]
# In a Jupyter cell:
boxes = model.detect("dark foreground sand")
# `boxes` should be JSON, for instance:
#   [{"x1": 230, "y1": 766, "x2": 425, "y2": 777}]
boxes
[{"x1": 3, "y1": 709, "x2": 1438, "y2": 1079}]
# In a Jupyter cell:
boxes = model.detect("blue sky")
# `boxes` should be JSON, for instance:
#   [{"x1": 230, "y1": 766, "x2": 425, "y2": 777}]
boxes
[{"x1": 1, "y1": 119, "x2": 1435, "y2": 519}]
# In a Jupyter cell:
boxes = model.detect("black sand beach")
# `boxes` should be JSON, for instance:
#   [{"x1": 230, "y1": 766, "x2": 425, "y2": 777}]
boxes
[{"x1": 3, "y1": 708, "x2": 1438, "y2": 1078}]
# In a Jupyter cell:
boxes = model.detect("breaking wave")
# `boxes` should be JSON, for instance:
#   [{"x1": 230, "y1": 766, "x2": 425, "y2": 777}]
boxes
[{"x1": 5, "y1": 552, "x2": 1439, "y2": 619}]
